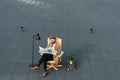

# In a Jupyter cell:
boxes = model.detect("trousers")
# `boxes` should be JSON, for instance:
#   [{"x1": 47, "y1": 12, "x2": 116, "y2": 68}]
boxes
[{"x1": 37, "y1": 54, "x2": 53, "y2": 71}]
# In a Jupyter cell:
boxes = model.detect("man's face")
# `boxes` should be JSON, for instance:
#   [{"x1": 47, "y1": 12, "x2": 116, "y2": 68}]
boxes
[{"x1": 50, "y1": 38, "x2": 56, "y2": 43}]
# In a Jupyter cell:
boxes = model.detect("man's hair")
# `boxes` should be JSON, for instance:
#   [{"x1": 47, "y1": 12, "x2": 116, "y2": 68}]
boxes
[{"x1": 49, "y1": 36, "x2": 56, "y2": 39}]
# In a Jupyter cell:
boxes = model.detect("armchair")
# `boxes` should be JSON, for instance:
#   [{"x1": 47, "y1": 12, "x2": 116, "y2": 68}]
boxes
[{"x1": 47, "y1": 37, "x2": 64, "y2": 70}]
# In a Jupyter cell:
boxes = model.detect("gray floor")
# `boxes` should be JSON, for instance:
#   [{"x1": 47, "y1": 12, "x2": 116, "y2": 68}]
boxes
[{"x1": 0, "y1": 0, "x2": 120, "y2": 80}]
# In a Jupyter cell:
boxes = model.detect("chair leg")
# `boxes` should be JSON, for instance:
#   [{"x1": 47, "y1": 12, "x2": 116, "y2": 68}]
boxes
[
  {"x1": 47, "y1": 63, "x2": 58, "y2": 70},
  {"x1": 47, "y1": 65, "x2": 53, "y2": 70},
  {"x1": 56, "y1": 64, "x2": 62, "y2": 67},
  {"x1": 53, "y1": 66, "x2": 58, "y2": 70}
]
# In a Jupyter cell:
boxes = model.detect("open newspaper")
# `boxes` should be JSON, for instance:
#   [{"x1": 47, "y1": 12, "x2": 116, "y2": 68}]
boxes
[{"x1": 39, "y1": 46, "x2": 57, "y2": 55}]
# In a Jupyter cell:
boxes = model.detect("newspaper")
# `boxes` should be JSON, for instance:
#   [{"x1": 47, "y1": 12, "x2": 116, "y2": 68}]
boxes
[{"x1": 39, "y1": 46, "x2": 57, "y2": 55}]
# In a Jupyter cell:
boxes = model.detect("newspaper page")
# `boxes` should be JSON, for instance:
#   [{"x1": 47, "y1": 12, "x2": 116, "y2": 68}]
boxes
[{"x1": 39, "y1": 46, "x2": 57, "y2": 55}]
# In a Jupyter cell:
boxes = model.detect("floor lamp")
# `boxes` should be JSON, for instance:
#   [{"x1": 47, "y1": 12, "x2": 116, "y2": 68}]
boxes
[{"x1": 29, "y1": 33, "x2": 41, "y2": 67}]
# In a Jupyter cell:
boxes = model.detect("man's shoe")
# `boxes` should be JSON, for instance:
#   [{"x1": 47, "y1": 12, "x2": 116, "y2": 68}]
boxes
[
  {"x1": 30, "y1": 66, "x2": 40, "y2": 70},
  {"x1": 42, "y1": 71, "x2": 47, "y2": 77}
]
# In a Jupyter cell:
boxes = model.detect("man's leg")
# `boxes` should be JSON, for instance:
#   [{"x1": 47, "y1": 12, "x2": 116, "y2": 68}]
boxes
[
  {"x1": 31, "y1": 54, "x2": 46, "y2": 69},
  {"x1": 42, "y1": 58, "x2": 47, "y2": 77},
  {"x1": 42, "y1": 54, "x2": 53, "y2": 77}
]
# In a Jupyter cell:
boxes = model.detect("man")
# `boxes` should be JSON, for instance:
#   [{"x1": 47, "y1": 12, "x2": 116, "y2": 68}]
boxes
[{"x1": 31, "y1": 36, "x2": 60, "y2": 77}]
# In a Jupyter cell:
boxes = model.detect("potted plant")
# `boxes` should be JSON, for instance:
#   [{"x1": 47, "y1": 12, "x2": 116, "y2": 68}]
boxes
[
  {"x1": 67, "y1": 53, "x2": 76, "y2": 71},
  {"x1": 68, "y1": 53, "x2": 74, "y2": 64}
]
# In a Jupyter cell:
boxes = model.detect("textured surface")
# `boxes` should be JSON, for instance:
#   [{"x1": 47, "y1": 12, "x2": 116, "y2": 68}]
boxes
[{"x1": 0, "y1": 0, "x2": 120, "y2": 80}]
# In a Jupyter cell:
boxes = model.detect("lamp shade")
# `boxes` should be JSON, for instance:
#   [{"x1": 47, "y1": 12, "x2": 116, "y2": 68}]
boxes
[{"x1": 35, "y1": 33, "x2": 41, "y2": 40}]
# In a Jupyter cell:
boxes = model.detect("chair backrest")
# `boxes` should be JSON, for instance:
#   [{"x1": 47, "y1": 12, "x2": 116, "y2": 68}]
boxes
[{"x1": 47, "y1": 37, "x2": 62, "y2": 51}]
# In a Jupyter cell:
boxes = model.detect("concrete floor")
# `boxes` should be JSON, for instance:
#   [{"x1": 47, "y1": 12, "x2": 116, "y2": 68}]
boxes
[{"x1": 0, "y1": 0, "x2": 120, "y2": 80}]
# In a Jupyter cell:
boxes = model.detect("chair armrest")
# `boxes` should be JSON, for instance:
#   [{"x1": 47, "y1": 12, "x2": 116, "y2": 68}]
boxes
[{"x1": 58, "y1": 51, "x2": 64, "y2": 57}]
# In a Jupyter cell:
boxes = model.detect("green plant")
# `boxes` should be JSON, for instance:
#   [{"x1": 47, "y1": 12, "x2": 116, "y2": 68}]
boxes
[{"x1": 68, "y1": 53, "x2": 74, "y2": 62}]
